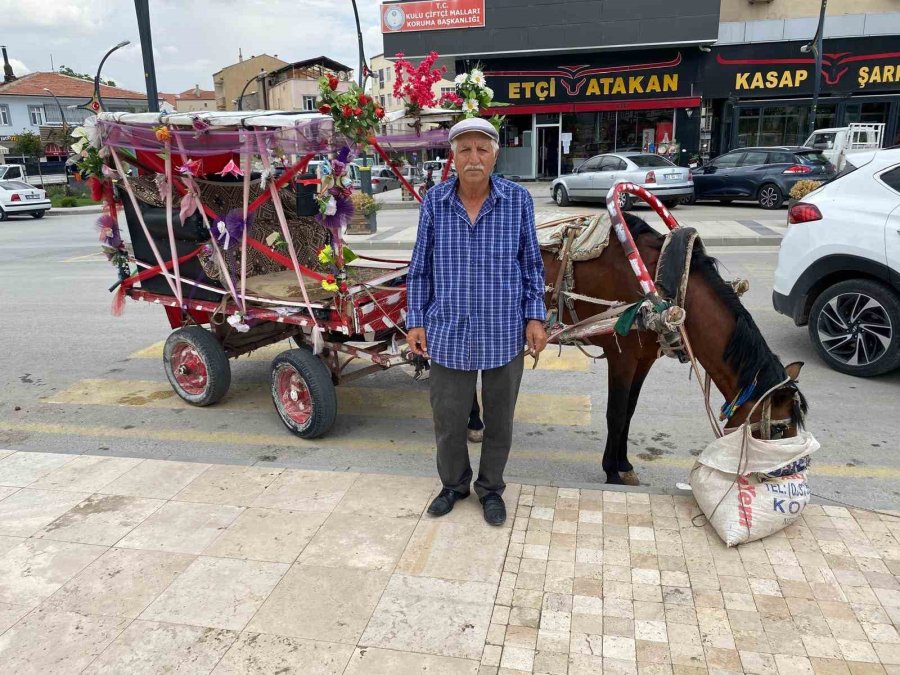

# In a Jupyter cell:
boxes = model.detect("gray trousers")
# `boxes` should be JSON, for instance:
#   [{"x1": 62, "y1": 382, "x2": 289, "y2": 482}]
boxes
[{"x1": 429, "y1": 352, "x2": 525, "y2": 499}]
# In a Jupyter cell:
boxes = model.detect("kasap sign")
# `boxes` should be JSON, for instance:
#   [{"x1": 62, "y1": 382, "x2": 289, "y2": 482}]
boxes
[{"x1": 381, "y1": 0, "x2": 485, "y2": 33}]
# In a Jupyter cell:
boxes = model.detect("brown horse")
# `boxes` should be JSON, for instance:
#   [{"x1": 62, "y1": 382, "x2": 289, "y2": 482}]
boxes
[{"x1": 469, "y1": 212, "x2": 807, "y2": 485}]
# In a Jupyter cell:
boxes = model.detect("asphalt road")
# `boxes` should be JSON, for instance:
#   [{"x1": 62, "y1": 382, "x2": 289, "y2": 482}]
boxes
[{"x1": 1, "y1": 210, "x2": 898, "y2": 509}]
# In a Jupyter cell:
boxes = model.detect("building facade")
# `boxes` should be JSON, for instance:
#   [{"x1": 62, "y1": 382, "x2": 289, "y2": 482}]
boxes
[
  {"x1": 707, "y1": 1, "x2": 900, "y2": 155},
  {"x1": 266, "y1": 57, "x2": 353, "y2": 112},
  {"x1": 161, "y1": 85, "x2": 217, "y2": 113},
  {"x1": 213, "y1": 54, "x2": 288, "y2": 111},
  {"x1": 383, "y1": 0, "x2": 720, "y2": 178},
  {"x1": 0, "y1": 71, "x2": 149, "y2": 164}
]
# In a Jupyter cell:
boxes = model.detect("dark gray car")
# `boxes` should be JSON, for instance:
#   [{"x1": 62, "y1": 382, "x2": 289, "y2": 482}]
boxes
[{"x1": 691, "y1": 146, "x2": 836, "y2": 209}]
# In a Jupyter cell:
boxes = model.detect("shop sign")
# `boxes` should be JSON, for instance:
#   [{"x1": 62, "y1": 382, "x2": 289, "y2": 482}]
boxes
[
  {"x1": 706, "y1": 36, "x2": 900, "y2": 98},
  {"x1": 485, "y1": 51, "x2": 697, "y2": 106},
  {"x1": 381, "y1": 0, "x2": 484, "y2": 33}
]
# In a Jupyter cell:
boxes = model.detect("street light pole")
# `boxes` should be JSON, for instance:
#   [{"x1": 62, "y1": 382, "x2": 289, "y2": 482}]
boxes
[
  {"x1": 804, "y1": 0, "x2": 828, "y2": 139},
  {"x1": 237, "y1": 71, "x2": 265, "y2": 111},
  {"x1": 43, "y1": 87, "x2": 71, "y2": 191},
  {"x1": 133, "y1": 0, "x2": 159, "y2": 112},
  {"x1": 94, "y1": 41, "x2": 131, "y2": 112}
]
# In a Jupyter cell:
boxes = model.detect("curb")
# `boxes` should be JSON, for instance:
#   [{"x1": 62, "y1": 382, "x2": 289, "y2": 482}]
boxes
[
  {"x1": 48, "y1": 206, "x2": 103, "y2": 215},
  {"x1": 377, "y1": 202, "x2": 420, "y2": 211}
]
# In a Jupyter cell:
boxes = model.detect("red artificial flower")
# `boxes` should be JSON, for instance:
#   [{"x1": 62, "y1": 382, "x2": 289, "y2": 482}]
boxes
[
  {"x1": 352, "y1": 107, "x2": 362, "y2": 116},
  {"x1": 357, "y1": 93, "x2": 370, "y2": 105},
  {"x1": 318, "y1": 104, "x2": 331, "y2": 114},
  {"x1": 341, "y1": 105, "x2": 353, "y2": 118},
  {"x1": 327, "y1": 74, "x2": 339, "y2": 90},
  {"x1": 374, "y1": 107, "x2": 385, "y2": 119},
  {"x1": 326, "y1": 274, "x2": 336, "y2": 283},
  {"x1": 339, "y1": 282, "x2": 348, "y2": 293}
]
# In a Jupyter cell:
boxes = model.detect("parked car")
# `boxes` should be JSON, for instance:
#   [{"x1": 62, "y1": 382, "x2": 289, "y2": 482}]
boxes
[
  {"x1": 773, "y1": 147, "x2": 900, "y2": 376},
  {"x1": 692, "y1": 146, "x2": 836, "y2": 209},
  {"x1": 370, "y1": 165, "x2": 401, "y2": 192},
  {"x1": 423, "y1": 159, "x2": 456, "y2": 182},
  {"x1": 0, "y1": 180, "x2": 51, "y2": 220},
  {"x1": 550, "y1": 153, "x2": 693, "y2": 210}
]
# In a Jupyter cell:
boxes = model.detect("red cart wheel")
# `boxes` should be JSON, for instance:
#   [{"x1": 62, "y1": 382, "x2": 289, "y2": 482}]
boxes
[
  {"x1": 271, "y1": 348, "x2": 337, "y2": 438},
  {"x1": 163, "y1": 327, "x2": 231, "y2": 406}
]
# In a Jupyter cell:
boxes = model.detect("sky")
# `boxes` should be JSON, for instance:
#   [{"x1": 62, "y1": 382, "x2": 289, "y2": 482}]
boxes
[{"x1": 0, "y1": 0, "x2": 388, "y2": 94}]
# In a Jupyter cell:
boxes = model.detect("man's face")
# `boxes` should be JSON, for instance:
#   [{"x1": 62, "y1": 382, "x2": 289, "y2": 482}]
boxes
[{"x1": 453, "y1": 132, "x2": 497, "y2": 190}]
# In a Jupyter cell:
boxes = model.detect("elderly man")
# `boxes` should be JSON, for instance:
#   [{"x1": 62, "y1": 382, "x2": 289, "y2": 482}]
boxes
[{"x1": 406, "y1": 118, "x2": 547, "y2": 525}]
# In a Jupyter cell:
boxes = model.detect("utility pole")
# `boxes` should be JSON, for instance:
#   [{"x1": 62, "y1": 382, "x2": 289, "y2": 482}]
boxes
[
  {"x1": 803, "y1": 0, "x2": 828, "y2": 139},
  {"x1": 134, "y1": 0, "x2": 160, "y2": 112}
]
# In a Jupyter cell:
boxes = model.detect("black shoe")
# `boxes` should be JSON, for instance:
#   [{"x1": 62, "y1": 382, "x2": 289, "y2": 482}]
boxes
[
  {"x1": 427, "y1": 488, "x2": 469, "y2": 517},
  {"x1": 480, "y1": 493, "x2": 506, "y2": 526}
]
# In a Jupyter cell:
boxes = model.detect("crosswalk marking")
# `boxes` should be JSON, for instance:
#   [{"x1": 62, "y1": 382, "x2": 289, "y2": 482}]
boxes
[
  {"x1": 46, "y1": 378, "x2": 592, "y2": 427},
  {"x1": 130, "y1": 340, "x2": 590, "y2": 371}
]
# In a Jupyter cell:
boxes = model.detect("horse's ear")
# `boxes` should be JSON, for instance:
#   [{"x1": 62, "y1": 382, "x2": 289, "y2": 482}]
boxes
[{"x1": 784, "y1": 361, "x2": 804, "y2": 381}]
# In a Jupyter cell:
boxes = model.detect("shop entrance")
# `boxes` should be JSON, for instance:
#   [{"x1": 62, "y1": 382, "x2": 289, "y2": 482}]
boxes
[{"x1": 537, "y1": 126, "x2": 560, "y2": 179}]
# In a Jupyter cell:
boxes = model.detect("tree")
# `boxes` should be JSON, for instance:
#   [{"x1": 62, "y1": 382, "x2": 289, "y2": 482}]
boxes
[
  {"x1": 12, "y1": 131, "x2": 45, "y2": 187},
  {"x1": 58, "y1": 65, "x2": 116, "y2": 87}
]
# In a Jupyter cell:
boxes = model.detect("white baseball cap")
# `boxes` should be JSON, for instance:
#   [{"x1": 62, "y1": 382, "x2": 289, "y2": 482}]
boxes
[{"x1": 448, "y1": 117, "x2": 499, "y2": 143}]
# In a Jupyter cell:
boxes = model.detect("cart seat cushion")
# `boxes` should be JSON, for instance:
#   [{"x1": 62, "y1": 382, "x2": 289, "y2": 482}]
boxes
[
  {"x1": 537, "y1": 212, "x2": 612, "y2": 262},
  {"x1": 245, "y1": 266, "x2": 404, "y2": 304}
]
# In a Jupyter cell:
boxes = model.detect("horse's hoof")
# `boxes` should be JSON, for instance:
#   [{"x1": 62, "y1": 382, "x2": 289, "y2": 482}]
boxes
[
  {"x1": 605, "y1": 473, "x2": 625, "y2": 485},
  {"x1": 467, "y1": 428, "x2": 484, "y2": 443},
  {"x1": 621, "y1": 470, "x2": 641, "y2": 486}
]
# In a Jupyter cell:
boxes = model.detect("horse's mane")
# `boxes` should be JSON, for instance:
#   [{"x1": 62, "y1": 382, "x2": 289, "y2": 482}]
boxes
[{"x1": 623, "y1": 213, "x2": 807, "y2": 426}]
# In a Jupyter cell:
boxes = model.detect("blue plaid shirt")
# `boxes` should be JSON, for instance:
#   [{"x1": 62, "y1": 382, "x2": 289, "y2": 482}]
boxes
[{"x1": 406, "y1": 176, "x2": 546, "y2": 371}]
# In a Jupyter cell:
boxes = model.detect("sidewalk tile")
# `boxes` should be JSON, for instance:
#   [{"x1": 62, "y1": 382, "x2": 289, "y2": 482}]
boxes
[
  {"x1": 0, "y1": 488, "x2": 90, "y2": 537},
  {"x1": 396, "y1": 519, "x2": 510, "y2": 583},
  {"x1": 298, "y1": 513, "x2": 416, "y2": 571},
  {"x1": 116, "y1": 501, "x2": 243, "y2": 554},
  {"x1": 174, "y1": 465, "x2": 284, "y2": 506},
  {"x1": 35, "y1": 494, "x2": 163, "y2": 546},
  {"x1": 82, "y1": 620, "x2": 236, "y2": 674},
  {"x1": 0, "y1": 608, "x2": 128, "y2": 673},
  {"x1": 141, "y1": 556, "x2": 288, "y2": 630},
  {"x1": 0, "y1": 538, "x2": 105, "y2": 607},
  {"x1": 204, "y1": 508, "x2": 327, "y2": 563},
  {"x1": 0, "y1": 534, "x2": 25, "y2": 556},
  {"x1": 0, "y1": 601, "x2": 30, "y2": 633},
  {"x1": 214, "y1": 632, "x2": 354, "y2": 674},
  {"x1": 101, "y1": 460, "x2": 210, "y2": 499},
  {"x1": 29, "y1": 455, "x2": 141, "y2": 492},
  {"x1": 251, "y1": 469, "x2": 358, "y2": 512},
  {"x1": 45, "y1": 547, "x2": 194, "y2": 618},
  {"x1": 333, "y1": 473, "x2": 436, "y2": 519},
  {"x1": 360, "y1": 574, "x2": 495, "y2": 660},
  {"x1": 0, "y1": 451, "x2": 76, "y2": 487},
  {"x1": 0, "y1": 486, "x2": 18, "y2": 501},
  {"x1": 344, "y1": 646, "x2": 479, "y2": 674},
  {"x1": 247, "y1": 564, "x2": 389, "y2": 644}
]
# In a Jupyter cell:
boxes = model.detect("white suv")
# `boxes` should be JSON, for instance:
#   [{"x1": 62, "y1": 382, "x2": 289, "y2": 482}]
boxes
[{"x1": 773, "y1": 148, "x2": 900, "y2": 377}]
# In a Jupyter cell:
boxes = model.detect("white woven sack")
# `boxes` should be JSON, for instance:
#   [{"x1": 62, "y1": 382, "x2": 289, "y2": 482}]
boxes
[{"x1": 689, "y1": 428, "x2": 820, "y2": 546}]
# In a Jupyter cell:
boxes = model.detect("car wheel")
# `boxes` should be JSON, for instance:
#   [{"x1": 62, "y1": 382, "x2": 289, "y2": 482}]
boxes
[
  {"x1": 808, "y1": 279, "x2": 900, "y2": 377},
  {"x1": 681, "y1": 194, "x2": 696, "y2": 206},
  {"x1": 617, "y1": 191, "x2": 633, "y2": 211},
  {"x1": 554, "y1": 185, "x2": 571, "y2": 207},
  {"x1": 757, "y1": 183, "x2": 783, "y2": 209},
  {"x1": 0, "y1": 208, "x2": 7, "y2": 222},
  {"x1": 662, "y1": 199, "x2": 679, "y2": 210},
  {"x1": 31, "y1": 211, "x2": 45, "y2": 219}
]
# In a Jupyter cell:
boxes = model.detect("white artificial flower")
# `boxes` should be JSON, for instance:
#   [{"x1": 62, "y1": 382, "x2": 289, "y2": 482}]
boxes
[
  {"x1": 454, "y1": 73, "x2": 467, "y2": 85},
  {"x1": 470, "y1": 69, "x2": 486, "y2": 87},
  {"x1": 462, "y1": 98, "x2": 479, "y2": 114},
  {"x1": 483, "y1": 86, "x2": 494, "y2": 100},
  {"x1": 324, "y1": 196, "x2": 337, "y2": 216}
]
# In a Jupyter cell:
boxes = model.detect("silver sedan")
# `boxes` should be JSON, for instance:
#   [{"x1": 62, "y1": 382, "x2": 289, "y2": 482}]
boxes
[{"x1": 551, "y1": 153, "x2": 694, "y2": 210}]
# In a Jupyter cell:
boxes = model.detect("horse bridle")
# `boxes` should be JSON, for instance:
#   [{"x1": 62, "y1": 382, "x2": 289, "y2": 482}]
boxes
[{"x1": 719, "y1": 376, "x2": 801, "y2": 440}]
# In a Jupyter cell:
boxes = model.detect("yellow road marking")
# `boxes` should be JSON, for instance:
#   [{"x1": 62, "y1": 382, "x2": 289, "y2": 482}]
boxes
[
  {"x1": 46, "y1": 378, "x2": 592, "y2": 426},
  {"x1": 129, "y1": 341, "x2": 589, "y2": 371},
  {"x1": 1, "y1": 420, "x2": 899, "y2": 480}
]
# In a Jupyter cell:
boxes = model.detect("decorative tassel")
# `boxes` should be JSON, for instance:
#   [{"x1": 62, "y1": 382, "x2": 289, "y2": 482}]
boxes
[
  {"x1": 311, "y1": 326, "x2": 324, "y2": 355},
  {"x1": 111, "y1": 286, "x2": 126, "y2": 316},
  {"x1": 88, "y1": 176, "x2": 104, "y2": 202}
]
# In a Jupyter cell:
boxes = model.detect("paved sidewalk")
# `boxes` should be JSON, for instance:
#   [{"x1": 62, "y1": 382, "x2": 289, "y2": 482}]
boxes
[
  {"x1": 359, "y1": 183, "x2": 786, "y2": 251},
  {"x1": 0, "y1": 449, "x2": 898, "y2": 674}
]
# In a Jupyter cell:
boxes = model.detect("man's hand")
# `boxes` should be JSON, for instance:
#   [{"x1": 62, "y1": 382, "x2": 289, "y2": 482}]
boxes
[
  {"x1": 407, "y1": 327, "x2": 429, "y2": 358},
  {"x1": 526, "y1": 320, "x2": 548, "y2": 357}
]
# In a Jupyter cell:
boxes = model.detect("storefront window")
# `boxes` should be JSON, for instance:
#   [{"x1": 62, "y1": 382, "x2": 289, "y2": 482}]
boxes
[
  {"x1": 497, "y1": 114, "x2": 533, "y2": 178},
  {"x1": 736, "y1": 104, "x2": 837, "y2": 148},
  {"x1": 561, "y1": 112, "x2": 615, "y2": 174},
  {"x1": 845, "y1": 102, "x2": 890, "y2": 126},
  {"x1": 736, "y1": 107, "x2": 760, "y2": 148},
  {"x1": 615, "y1": 109, "x2": 674, "y2": 154}
]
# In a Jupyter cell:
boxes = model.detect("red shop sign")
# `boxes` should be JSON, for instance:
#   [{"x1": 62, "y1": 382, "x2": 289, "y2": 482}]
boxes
[{"x1": 382, "y1": 0, "x2": 485, "y2": 33}]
